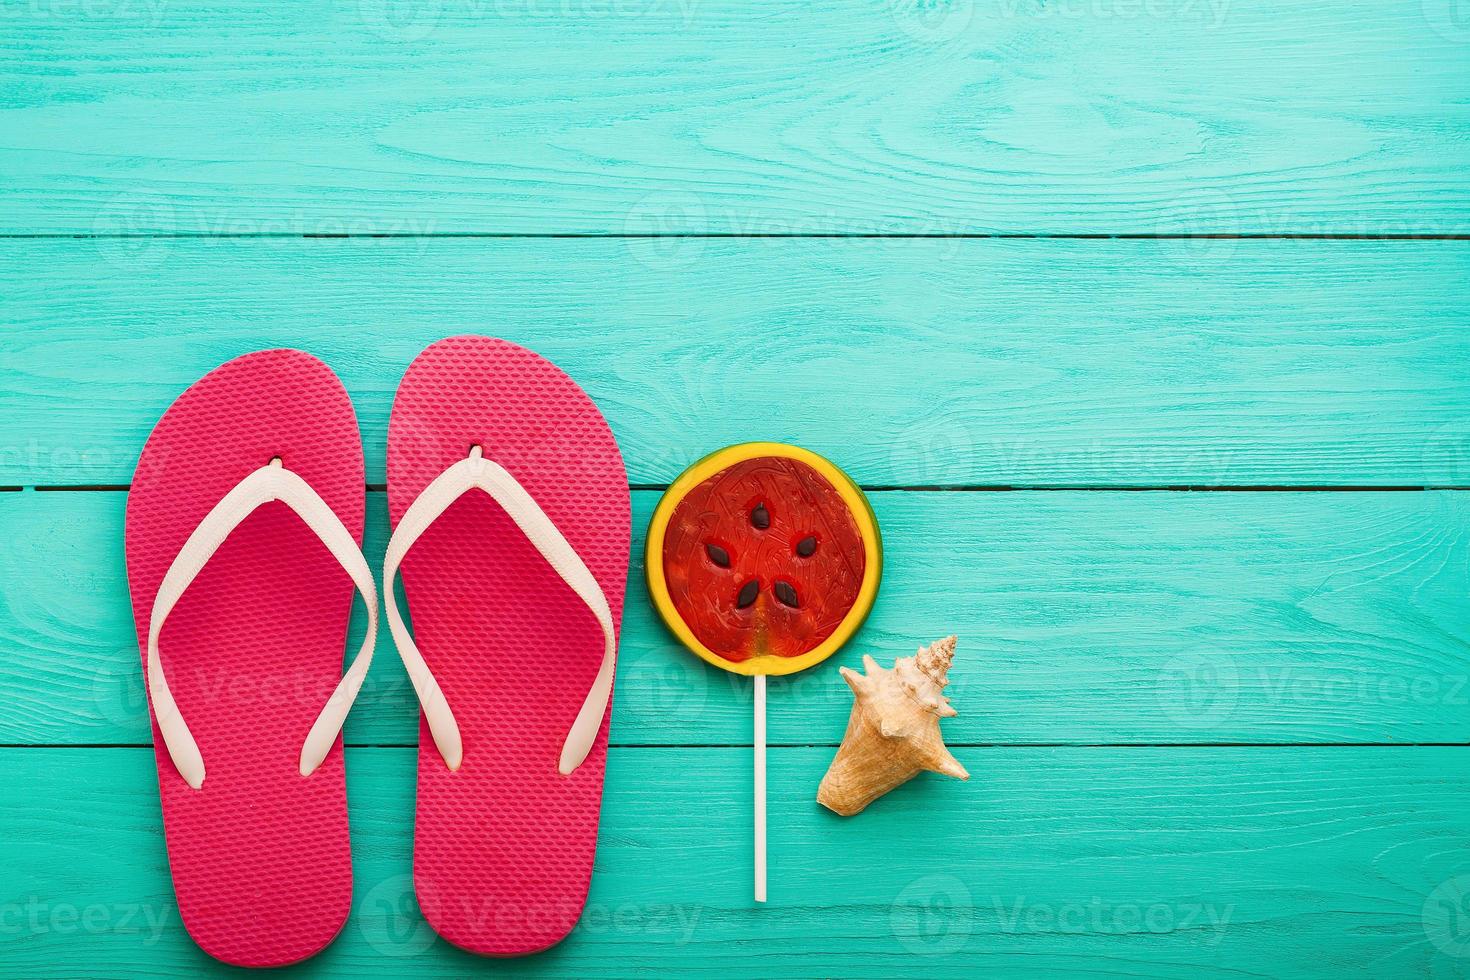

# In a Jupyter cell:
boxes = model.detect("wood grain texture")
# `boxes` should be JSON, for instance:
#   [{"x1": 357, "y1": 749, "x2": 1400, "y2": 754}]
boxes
[
  {"x1": 1, "y1": 0, "x2": 1467, "y2": 234},
  {"x1": 5, "y1": 488, "x2": 1467, "y2": 747},
  {"x1": 4, "y1": 3, "x2": 1468, "y2": 977},
  {"x1": 5, "y1": 238, "x2": 1470, "y2": 487},
  {"x1": 2, "y1": 745, "x2": 1468, "y2": 978}
]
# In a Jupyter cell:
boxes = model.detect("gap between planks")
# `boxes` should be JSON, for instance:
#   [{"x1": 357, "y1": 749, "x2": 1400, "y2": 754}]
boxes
[
  {"x1": 2, "y1": 233, "x2": 1470, "y2": 241},
  {"x1": 6, "y1": 742, "x2": 1470, "y2": 750},
  {"x1": 18, "y1": 484, "x2": 1470, "y2": 493}
]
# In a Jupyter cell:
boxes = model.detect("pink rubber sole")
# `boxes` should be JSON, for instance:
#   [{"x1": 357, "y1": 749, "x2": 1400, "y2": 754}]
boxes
[
  {"x1": 388, "y1": 336, "x2": 630, "y2": 956},
  {"x1": 125, "y1": 350, "x2": 364, "y2": 967}
]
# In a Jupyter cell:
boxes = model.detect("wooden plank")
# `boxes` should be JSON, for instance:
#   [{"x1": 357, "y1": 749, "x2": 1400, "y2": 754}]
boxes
[
  {"x1": 2, "y1": 745, "x2": 1467, "y2": 977},
  {"x1": 4, "y1": 488, "x2": 1467, "y2": 747},
  {"x1": 5, "y1": 238, "x2": 1470, "y2": 487},
  {"x1": 2, "y1": 1, "x2": 1466, "y2": 234}
]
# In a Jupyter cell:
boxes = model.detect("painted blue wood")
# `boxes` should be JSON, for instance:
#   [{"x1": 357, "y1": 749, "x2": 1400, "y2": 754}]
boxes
[
  {"x1": 4, "y1": 239, "x2": 1469, "y2": 487},
  {"x1": 4, "y1": 488, "x2": 1469, "y2": 747},
  {"x1": 3, "y1": 746, "x2": 1469, "y2": 977},
  {"x1": 3, "y1": 1, "x2": 1469, "y2": 976},
  {"x1": 1, "y1": 0, "x2": 1466, "y2": 234}
]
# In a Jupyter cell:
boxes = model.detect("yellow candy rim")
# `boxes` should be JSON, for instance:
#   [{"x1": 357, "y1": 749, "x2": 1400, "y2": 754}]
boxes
[{"x1": 645, "y1": 442, "x2": 882, "y2": 677}]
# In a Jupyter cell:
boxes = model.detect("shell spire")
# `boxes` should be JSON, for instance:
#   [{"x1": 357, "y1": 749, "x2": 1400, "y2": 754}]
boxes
[
  {"x1": 916, "y1": 635, "x2": 956, "y2": 685},
  {"x1": 817, "y1": 637, "x2": 969, "y2": 816}
]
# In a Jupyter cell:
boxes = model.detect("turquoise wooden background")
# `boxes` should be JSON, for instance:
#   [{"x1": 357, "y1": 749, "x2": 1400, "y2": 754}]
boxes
[{"x1": 3, "y1": 1, "x2": 1470, "y2": 976}]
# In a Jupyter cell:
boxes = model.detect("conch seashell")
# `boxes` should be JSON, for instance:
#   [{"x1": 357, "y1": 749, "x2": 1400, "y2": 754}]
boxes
[{"x1": 817, "y1": 636, "x2": 969, "y2": 816}]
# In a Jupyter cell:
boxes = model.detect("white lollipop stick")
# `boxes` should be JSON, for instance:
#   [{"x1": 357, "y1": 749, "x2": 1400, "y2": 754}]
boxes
[{"x1": 754, "y1": 674, "x2": 767, "y2": 903}]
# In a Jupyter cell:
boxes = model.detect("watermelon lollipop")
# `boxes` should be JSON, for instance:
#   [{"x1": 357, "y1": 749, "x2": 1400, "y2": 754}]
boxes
[{"x1": 647, "y1": 443, "x2": 882, "y2": 901}]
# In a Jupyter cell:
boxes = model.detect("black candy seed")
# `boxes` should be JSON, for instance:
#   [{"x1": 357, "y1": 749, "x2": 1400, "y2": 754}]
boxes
[
  {"x1": 795, "y1": 535, "x2": 817, "y2": 557},
  {"x1": 706, "y1": 543, "x2": 731, "y2": 568},
  {"x1": 773, "y1": 581, "x2": 800, "y2": 608},
  {"x1": 736, "y1": 580, "x2": 760, "y2": 609},
  {"x1": 751, "y1": 502, "x2": 770, "y2": 530}
]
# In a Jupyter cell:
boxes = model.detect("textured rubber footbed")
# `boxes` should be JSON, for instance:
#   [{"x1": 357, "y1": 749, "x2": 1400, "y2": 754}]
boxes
[
  {"x1": 125, "y1": 350, "x2": 364, "y2": 967},
  {"x1": 388, "y1": 336, "x2": 630, "y2": 956}
]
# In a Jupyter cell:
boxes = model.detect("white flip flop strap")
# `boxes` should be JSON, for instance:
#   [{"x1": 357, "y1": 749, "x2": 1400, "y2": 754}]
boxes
[
  {"x1": 383, "y1": 446, "x2": 617, "y2": 776},
  {"x1": 145, "y1": 459, "x2": 379, "y2": 789}
]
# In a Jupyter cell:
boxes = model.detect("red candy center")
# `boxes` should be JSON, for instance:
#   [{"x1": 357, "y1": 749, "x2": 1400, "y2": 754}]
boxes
[{"x1": 661, "y1": 456, "x2": 867, "y2": 662}]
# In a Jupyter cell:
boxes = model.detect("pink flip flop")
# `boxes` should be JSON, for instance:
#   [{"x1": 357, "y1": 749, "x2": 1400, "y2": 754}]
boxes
[
  {"x1": 126, "y1": 350, "x2": 378, "y2": 967},
  {"x1": 383, "y1": 336, "x2": 630, "y2": 956}
]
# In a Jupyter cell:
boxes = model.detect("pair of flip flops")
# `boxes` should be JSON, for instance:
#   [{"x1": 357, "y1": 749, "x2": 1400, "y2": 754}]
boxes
[{"x1": 125, "y1": 337, "x2": 630, "y2": 966}]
